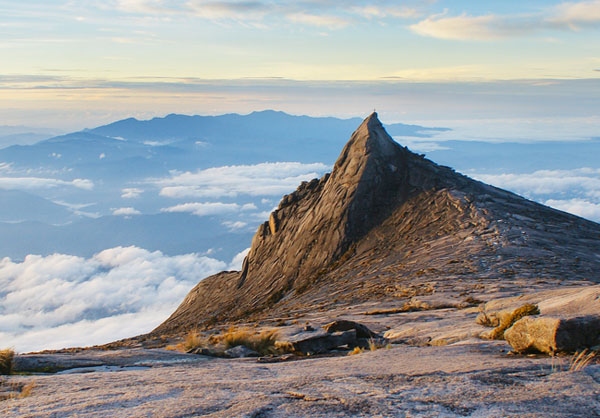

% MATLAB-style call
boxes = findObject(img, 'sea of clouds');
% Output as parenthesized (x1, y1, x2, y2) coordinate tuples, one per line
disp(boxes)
(473, 168, 600, 222)
(0, 246, 248, 352)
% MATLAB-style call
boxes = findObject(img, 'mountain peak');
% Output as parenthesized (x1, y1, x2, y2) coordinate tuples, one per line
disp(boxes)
(154, 114, 600, 335)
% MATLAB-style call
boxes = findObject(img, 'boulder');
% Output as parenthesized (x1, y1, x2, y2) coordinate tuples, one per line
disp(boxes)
(287, 330, 357, 354)
(224, 345, 260, 358)
(188, 347, 228, 358)
(323, 320, 380, 339)
(13, 355, 103, 373)
(504, 315, 600, 354)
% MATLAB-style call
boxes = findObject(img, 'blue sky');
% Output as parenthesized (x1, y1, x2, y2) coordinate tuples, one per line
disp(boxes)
(1, 0, 599, 130)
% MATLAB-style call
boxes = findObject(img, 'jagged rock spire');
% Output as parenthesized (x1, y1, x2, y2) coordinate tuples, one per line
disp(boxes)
(152, 112, 600, 335)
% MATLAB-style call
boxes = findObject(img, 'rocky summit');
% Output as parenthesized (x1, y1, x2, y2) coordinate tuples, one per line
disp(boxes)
(154, 113, 600, 336)
(6, 113, 600, 418)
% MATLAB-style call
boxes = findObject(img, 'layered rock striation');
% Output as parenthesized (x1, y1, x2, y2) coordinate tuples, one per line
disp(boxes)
(154, 113, 600, 335)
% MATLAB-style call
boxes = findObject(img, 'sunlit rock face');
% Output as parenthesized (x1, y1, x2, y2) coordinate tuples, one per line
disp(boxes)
(155, 113, 600, 336)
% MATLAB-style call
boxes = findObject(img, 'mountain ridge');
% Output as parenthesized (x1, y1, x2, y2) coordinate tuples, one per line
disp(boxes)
(153, 113, 600, 336)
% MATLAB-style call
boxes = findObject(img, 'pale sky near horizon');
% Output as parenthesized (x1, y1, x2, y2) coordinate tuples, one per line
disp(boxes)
(1, 0, 600, 131)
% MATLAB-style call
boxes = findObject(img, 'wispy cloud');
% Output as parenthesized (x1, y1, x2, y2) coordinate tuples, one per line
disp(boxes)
(353, 6, 420, 19)
(286, 12, 350, 29)
(0, 177, 93, 190)
(545, 198, 600, 221)
(474, 168, 600, 196)
(112, 207, 141, 216)
(409, 12, 539, 41)
(186, 0, 270, 21)
(473, 167, 600, 222)
(155, 162, 328, 198)
(0, 246, 227, 352)
(160, 201, 256, 216)
(410, 1, 600, 41)
(95, 0, 425, 28)
(228, 247, 250, 270)
(121, 187, 143, 198)
(550, 0, 600, 29)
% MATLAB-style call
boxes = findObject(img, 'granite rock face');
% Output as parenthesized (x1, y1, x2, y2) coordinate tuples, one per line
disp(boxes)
(504, 315, 600, 354)
(323, 320, 380, 339)
(154, 113, 600, 336)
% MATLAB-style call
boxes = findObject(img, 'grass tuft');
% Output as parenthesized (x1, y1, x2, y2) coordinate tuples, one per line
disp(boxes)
(489, 303, 539, 340)
(348, 347, 364, 356)
(0, 349, 14, 375)
(0, 380, 35, 401)
(221, 327, 279, 356)
(568, 349, 596, 372)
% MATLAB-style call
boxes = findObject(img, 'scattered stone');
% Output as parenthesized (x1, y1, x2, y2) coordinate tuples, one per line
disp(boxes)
(323, 320, 380, 339)
(224, 345, 260, 358)
(188, 347, 229, 358)
(303, 325, 315, 332)
(287, 330, 357, 354)
(256, 354, 299, 363)
(356, 337, 389, 349)
(504, 315, 600, 354)
(13, 356, 103, 373)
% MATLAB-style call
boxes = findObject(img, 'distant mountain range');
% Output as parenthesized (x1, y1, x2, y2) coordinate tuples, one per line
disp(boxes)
(0, 110, 598, 262)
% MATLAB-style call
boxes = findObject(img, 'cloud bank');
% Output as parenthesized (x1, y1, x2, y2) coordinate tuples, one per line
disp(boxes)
(160, 202, 256, 216)
(473, 167, 600, 222)
(410, 1, 600, 41)
(156, 162, 328, 198)
(0, 246, 227, 352)
(0, 177, 94, 191)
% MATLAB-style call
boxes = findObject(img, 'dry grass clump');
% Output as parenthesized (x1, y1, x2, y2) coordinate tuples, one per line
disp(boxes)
(220, 327, 279, 356)
(167, 329, 212, 352)
(0, 349, 14, 375)
(0, 380, 35, 401)
(568, 349, 596, 372)
(489, 304, 540, 340)
(182, 330, 208, 351)
(348, 347, 364, 356)
(348, 339, 391, 356)
(550, 349, 597, 373)
(176, 327, 282, 356)
(368, 339, 391, 351)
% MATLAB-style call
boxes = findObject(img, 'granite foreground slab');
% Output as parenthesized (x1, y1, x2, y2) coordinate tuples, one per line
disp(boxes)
(2, 340, 599, 417)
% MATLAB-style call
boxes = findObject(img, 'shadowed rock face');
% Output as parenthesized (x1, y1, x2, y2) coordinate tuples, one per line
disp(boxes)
(154, 113, 600, 336)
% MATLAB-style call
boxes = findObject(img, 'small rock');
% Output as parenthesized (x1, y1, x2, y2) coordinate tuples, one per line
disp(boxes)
(505, 315, 600, 354)
(257, 354, 298, 363)
(224, 345, 260, 358)
(287, 330, 358, 354)
(323, 320, 380, 339)
(191, 347, 229, 358)
(304, 325, 315, 332)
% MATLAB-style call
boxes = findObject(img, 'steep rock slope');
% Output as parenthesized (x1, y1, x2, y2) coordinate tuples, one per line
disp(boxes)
(154, 113, 600, 335)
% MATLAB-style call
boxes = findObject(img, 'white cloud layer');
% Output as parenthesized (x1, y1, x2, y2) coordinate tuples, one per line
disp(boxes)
(473, 168, 600, 197)
(545, 198, 600, 221)
(410, 13, 532, 41)
(0, 177, 94, 191)
(473, 167, 600, 222)
(121, 187, 143, 198)
(112, 207, 141, 216)
(104, 0, 424, 28)
(228, 247, 250, 271)
(155, 162, 328, 198)
(160, 201, 255, 216)
(0, 246, 226, 352)
(410, 1, 600, 41)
